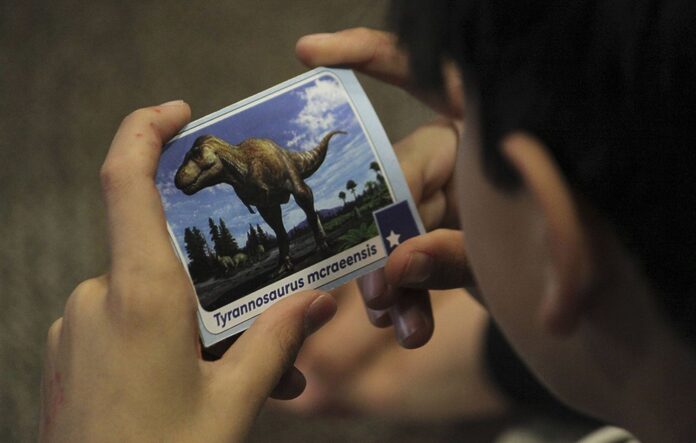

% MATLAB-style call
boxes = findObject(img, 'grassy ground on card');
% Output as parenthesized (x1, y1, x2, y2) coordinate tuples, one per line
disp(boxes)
(197, 185, 391, 310)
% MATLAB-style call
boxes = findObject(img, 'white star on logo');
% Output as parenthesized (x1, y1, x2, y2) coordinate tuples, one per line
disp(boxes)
(386, 230, 401, 249)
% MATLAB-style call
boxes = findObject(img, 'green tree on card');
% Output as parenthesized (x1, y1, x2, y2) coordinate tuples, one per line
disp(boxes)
(218, 218, 240, 257)
(346, 179, 357, 200)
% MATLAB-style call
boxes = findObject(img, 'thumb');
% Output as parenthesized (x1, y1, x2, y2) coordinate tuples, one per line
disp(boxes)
(214, 291, 337, 409)
(384, 229, 475, 290)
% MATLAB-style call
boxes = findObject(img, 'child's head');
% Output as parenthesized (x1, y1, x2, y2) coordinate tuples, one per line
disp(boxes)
(391, 0, 696, 433)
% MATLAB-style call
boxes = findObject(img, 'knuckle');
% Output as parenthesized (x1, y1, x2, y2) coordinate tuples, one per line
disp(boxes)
(99, 158, 134, 197)
(110, 292, 152, 322)
(110, 280, 155, 312)
(347, 27, 393, 54)
(118, 107, 162, 141)
(367, 29, 396, 57)
(351, 26, 380, 41)
(109, 274, 195, 324)
(108, 288, 161, 327)
(116, 109, 144, 135)
(64, 278, 105, 320)
(71, 277, 106, 298)
(115, 260, 190, 295)
(46, 318, 63, 344)
(122, 107, 153, 127)
(352, 26, 372, 36)
(99, 162, 119, 194)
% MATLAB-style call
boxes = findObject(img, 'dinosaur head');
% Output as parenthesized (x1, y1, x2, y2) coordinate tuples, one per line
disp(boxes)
(174, 135, 227, 195)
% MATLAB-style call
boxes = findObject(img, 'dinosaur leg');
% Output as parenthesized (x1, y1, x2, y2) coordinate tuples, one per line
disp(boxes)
(256, 204, 293, 274)
(293, 182, 329, 253)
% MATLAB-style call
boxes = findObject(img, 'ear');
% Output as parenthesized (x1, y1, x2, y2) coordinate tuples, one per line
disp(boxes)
(502, 133, 595, 336)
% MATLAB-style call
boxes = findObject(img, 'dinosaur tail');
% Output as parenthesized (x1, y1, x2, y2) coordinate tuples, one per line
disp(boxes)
(290, 130, 346, 179)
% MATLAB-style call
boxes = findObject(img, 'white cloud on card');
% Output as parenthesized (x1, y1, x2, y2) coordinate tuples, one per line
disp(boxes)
(291, 77, 349, 149)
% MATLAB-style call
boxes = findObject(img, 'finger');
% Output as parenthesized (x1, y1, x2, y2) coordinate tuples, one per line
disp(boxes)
(330, 280, 392, 326)
(281, 286, 393, 415)
(296, 28, 410, 89)
(337, 290, 503, 420)
(384, 229, 475, 290)
(366, 306, 392, 328)
(396, 120, 458, 204)
(280, 290, 468, 416)
(357, 270, 394, 310)
(358, 277, 403, 327)
(217, 291, 337, 409)
(41, 318, 64, 399)
(39, 318, 64, 436)
(100, 101, 191, 276)
(62, 276, 109, 331)
(358, 274, 424, 327)
(269, 375, 333, 416)
(270, 366, 307, 400)
(394, 120, 459, 229)
(45, 317, 63, 364)
(389, 287, 433, 349)
(296, 28, 463, 116)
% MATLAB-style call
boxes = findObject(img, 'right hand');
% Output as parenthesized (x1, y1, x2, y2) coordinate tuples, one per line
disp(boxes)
(275, 282, 509, 420)
(297, 28, 476, 348)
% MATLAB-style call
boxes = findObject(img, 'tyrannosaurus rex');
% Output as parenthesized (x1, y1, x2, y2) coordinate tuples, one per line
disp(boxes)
(174, 130, 346, 274)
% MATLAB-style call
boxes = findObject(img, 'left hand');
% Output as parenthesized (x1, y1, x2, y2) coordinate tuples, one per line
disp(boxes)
(39, 101, 337, 443)
(274, 282, 508, 421)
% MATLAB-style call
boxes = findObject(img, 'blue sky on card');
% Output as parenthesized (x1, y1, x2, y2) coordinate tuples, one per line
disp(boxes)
(156, 74, 383, 253)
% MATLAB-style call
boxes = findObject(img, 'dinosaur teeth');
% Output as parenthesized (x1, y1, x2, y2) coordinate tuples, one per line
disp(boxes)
(181, 174, 204, 195)
(181, 180, 198, 195)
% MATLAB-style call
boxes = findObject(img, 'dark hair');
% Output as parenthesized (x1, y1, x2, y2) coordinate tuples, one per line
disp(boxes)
(390, 0, 696, 350)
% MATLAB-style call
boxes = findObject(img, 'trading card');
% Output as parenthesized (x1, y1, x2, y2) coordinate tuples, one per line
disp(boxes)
(156, 67, 424, 349)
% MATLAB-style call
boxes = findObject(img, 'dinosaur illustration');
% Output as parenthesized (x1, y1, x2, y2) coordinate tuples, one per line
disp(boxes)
(175, 130, 346, 274)
(217, 253, 249, 274)
(217, 256, 236, 275)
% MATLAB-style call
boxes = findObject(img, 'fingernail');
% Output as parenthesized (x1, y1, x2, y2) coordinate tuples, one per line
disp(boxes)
(390, 290, 432, 349)
(358, 272, 391, 309)
(304, 293, 337, 336)
(401, 252, 433, 285)
(300, 33, 334, 43)
(366, 306, 392, 328)
(391, 304, 423, 348)
(158, 99, 185, 107)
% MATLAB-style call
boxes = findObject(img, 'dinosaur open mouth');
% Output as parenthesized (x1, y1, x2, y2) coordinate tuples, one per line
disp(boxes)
(180, 176, 202, 195)
(183, 184, 198, 195)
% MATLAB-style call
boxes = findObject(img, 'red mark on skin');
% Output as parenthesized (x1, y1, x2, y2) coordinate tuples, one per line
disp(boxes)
(153, 107, 162, 113)
(43, 371, 65, 430)
(135, 132, 143, 138)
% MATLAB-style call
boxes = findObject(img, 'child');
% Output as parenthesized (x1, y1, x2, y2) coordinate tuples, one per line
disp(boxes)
(41, 1, 696, 442)
(294, 1, 696, 440)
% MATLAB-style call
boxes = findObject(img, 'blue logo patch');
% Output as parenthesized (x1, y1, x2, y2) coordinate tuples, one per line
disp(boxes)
(373, 200, 421, 254)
